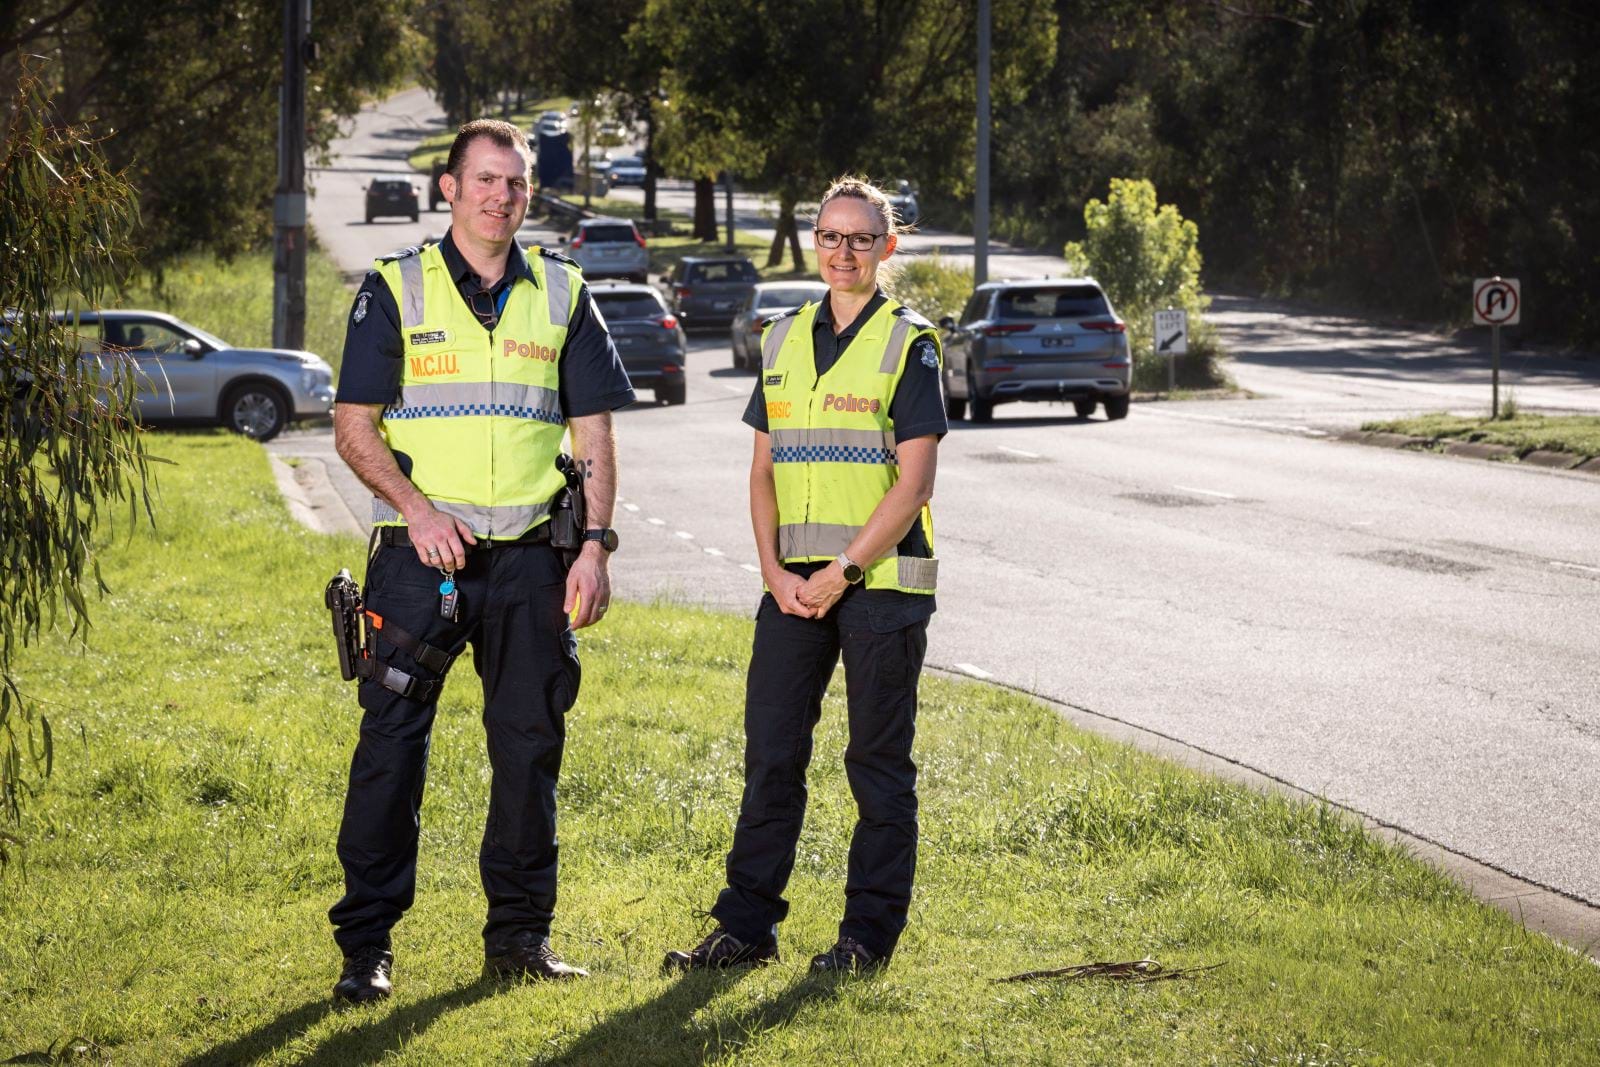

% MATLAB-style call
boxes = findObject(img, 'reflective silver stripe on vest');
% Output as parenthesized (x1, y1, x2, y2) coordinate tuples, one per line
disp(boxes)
(372, 497, 552, 539)
(769, 427, 897, 465)
(545, 261, 573, 327)
(897, 556, 938, 592)
(880, 318, 912, 373)
(385, 381, 563, 424)
(397, 254, 425, 328)
(778, 521, 857, 559)
(762, 314, 798, 369)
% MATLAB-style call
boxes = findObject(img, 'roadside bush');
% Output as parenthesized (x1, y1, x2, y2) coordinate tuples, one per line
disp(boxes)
(886, 254, 972, 326)
(1065, 177, 1228, 390)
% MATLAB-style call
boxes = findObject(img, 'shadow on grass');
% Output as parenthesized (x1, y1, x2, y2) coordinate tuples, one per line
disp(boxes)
(179, 981, 494, 1067)
(540, 970, 843, 1067)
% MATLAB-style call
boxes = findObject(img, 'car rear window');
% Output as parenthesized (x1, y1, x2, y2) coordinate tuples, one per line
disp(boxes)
(758, 287, 824, 308)
(687, 261, 757, 283)
(612, 157, 644, 168)
(997, 286, 1109, 319)
(372, 180, 411, 193)
(581, 224, 638, 244)
(593, 292, 666, 319)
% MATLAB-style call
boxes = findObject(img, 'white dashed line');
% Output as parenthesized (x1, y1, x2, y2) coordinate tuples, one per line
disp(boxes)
(1173, 484, 1237, 500)
(647, 517, 665, 526)
(997, 445, 1040, 459)
(740, 563, 761, 573)
(954, 663, 993, 680)
(1552, 561, 1600, 575)
(622, 502, 640, 513)
(675, 530, 695, 540)
(704, 547, 725, 556)
(723, 383, 745, 393)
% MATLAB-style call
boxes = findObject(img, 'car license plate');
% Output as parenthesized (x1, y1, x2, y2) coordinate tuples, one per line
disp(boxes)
(1041, 336, 1076, 348)
(616, 336, 636, 346)
(713, 300, 734, 310)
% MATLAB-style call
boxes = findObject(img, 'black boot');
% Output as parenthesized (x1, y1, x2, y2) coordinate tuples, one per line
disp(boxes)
(662, 926, 779, 973)
(483, 932, 589, 981)
(333, 945, 394, 1003)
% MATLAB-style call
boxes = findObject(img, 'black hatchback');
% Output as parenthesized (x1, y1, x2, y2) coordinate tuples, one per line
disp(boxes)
(365, 177, 419, 223)
(591, 283, 688, 405)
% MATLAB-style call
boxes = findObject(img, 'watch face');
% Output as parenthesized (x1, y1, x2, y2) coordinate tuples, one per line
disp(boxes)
(586, 528, 619, 551)
(843, 562, 864, 583)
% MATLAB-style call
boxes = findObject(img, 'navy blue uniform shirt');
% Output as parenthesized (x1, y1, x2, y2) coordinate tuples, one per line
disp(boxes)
(337, 230, 636, 416)
(742, 289, 945, 628)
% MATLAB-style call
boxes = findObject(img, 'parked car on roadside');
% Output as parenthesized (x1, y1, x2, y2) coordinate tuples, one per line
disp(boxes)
(536, 110, 568, 138)
(49, 309, 335, 441)
(607, 155, 647, 186)
(564, 216, 649, 282)
(664, 255, 760, 330)
(365, 177, 419, 223)
(589, 283, 686, 405)
(886, 179, 919, 225)
(729, 281, 828, 369)
(940, 279, 1131, 422)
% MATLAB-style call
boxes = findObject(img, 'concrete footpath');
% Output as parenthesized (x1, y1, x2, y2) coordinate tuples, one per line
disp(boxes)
(268, 426, 1600, 963)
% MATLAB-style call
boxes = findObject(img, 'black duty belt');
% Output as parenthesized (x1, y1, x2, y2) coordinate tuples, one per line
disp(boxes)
(377, 524, 552, 551)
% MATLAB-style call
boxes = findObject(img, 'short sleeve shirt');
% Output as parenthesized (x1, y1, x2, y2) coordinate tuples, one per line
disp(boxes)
(741, 290, 945, 628)
(336, 230, 635, 417)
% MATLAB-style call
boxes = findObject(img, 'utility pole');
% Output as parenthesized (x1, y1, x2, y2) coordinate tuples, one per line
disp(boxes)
(974, 0, 991, 286)
(273, 0, 310, 351)
(724, 172, 735, 251)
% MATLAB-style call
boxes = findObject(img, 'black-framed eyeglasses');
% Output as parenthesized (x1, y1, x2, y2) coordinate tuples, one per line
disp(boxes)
(814, 228, 886, 252)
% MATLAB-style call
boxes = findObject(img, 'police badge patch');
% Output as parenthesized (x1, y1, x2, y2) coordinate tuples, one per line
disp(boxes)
(353, 291, 371, 325)
(916, 339, 938, 369)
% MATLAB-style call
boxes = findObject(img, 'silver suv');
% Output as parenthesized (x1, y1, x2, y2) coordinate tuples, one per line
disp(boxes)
(564, 217, 649, 283)
(53, 309, 335, 441)
(940, 279, 1132, 422)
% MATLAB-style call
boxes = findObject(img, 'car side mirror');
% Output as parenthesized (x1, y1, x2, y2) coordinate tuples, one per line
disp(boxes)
(183, 338, 205, 359)
(938, 316, 956, 331)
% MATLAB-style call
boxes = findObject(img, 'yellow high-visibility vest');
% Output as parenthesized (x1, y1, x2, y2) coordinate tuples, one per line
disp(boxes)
(759, 298, 940, 593)
(371, 242, 581, 539)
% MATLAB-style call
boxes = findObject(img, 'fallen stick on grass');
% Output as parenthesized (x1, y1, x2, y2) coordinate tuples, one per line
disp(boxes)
(993, 958, 1225, 984)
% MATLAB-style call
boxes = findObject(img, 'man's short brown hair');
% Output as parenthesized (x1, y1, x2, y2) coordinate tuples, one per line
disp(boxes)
(445, 119, 532, 182)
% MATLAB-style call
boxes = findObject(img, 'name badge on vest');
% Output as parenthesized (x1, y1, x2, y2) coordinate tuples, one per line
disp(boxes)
(764, 371, 786, 389)
(408, 328, 450, 347)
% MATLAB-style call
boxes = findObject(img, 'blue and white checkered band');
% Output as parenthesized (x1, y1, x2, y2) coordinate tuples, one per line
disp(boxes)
(353, 291, 371, 324)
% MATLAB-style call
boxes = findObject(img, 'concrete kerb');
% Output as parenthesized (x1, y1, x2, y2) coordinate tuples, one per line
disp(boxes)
(1336, 430, 1600, 476)
(928, 664, 1600, 964)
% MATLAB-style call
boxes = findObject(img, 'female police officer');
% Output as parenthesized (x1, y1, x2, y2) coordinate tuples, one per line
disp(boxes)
(665, 177, 946, 975)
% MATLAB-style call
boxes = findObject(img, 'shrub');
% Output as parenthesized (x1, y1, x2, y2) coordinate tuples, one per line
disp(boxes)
(885, 254, 972, 327)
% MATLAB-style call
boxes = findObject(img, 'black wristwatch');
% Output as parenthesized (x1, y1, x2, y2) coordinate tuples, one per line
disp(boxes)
(836, 552, 864, 584)
(583, 528, 619, 552)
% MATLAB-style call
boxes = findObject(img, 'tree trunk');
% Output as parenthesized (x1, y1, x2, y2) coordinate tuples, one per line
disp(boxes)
(692, 176, 718, 241)
(642, 101, 657, 224)
(767, 191, 805, 272)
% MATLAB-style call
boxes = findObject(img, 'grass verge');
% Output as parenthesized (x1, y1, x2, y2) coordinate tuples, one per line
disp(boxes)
(547, 195, 810, 283)
(1362, 413, 1600, 460)
(3, 434, 1599, 1064)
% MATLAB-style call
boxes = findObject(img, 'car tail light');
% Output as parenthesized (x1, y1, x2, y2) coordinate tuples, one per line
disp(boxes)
(634, 231, 647, 248)
(660, 315, 678, 330)
(981, 323, 1033, 337)
(662, 363, 681, 373)
(1080, 320, 1125, 333)
(676, 287, 692, 299)
(984, 363, 1016, 373)
(1102, 361, 1130, 368)
(570, 235, 585, 249)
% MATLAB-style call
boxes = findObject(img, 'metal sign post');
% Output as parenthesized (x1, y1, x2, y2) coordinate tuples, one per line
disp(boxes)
(1153, 308, 1188, 393)
(1472, 277, 1521, 418)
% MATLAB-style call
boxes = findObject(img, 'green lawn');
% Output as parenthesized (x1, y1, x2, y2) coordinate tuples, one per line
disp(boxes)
(3, 434, 1599, 1064)
(1363, 413, 1600, 460)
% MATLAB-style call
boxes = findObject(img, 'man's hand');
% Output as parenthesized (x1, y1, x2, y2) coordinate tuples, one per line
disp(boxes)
(767, 568, 816, 618)
(796, 563, 849, 618)
(404, 503, 478, 571)
(564, 542, 611, 628)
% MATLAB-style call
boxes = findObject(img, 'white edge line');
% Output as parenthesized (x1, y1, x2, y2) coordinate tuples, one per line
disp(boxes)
(646, 517, 666, 526)
(954, 662, 993, 680)
(997, 445, 1041, 459)
(1172, 484, 1238, 500)
(704, 547, 724, 556)
(740, 563, 760, 573)
(622, 502, 640, 512)
(674, 530, 695, 540)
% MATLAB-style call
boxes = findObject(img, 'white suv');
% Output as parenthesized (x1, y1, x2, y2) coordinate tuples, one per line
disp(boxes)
(564, 217, 649, 283)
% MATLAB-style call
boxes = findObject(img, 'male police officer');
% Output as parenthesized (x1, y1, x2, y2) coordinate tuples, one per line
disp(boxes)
(328, 119, 634, 1002)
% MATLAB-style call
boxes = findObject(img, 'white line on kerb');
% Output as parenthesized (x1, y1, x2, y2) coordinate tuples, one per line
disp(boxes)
(622, 502, 640, 513)
(647, 517, 666, 526)
(1552, 561, 1600, 575)
(1173, 484, 1237, 500)
(740, 563, 760, 573)
(954, 663, 993, 680)
(704, 547, 725, 556)
(997, 445, 1040, 459)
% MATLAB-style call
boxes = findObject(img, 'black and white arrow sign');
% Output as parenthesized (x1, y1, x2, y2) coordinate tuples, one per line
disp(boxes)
(1153, 309, 1188, 355)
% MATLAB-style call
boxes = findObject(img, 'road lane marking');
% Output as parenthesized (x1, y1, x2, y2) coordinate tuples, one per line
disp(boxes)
(723, 383, 745, 393)
(1552, 561, 1600, 575)
(954, 663, 993, 680)
(740, 563, 760, 573)
(704, 547, 725, 556)
(998, 445, 1040, 459)
(622, 503, 640, 512)
(675, 530, 695, 540)
(1150, 410, 1331, 437)
(647, 517, 665, 526)
(1173, 484, 1237, 500)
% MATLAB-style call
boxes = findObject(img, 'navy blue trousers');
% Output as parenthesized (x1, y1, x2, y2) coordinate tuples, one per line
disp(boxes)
(329, 541, 579, 955)
(711, 591, 928, 958)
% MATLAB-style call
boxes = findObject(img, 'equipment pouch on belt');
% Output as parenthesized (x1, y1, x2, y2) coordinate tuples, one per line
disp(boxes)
(549, 452, 587, 570)
(323, 567, 454, 703)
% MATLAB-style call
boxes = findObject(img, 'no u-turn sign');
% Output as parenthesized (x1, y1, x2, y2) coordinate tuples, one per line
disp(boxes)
(1473, 277, 1521, 326)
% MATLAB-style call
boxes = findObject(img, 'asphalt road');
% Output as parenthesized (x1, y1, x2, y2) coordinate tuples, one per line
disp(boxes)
(296, 88, 1600, 913)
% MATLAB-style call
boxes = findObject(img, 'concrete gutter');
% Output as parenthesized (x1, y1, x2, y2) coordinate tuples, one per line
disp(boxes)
(929, 667, 1600, 964)
(1336, 429, 1599, 476)
(268, 453, 365, 538)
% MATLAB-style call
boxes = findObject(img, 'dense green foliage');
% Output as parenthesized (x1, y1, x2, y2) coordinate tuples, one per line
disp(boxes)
(884, 256, 974, 327)
(1362, 414, 1600, 460)
(0, 63, 149, 858)
(3, 433, 1600, 1062)
(2, 1, 415, 266)
(983, 1, 1600, 344)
